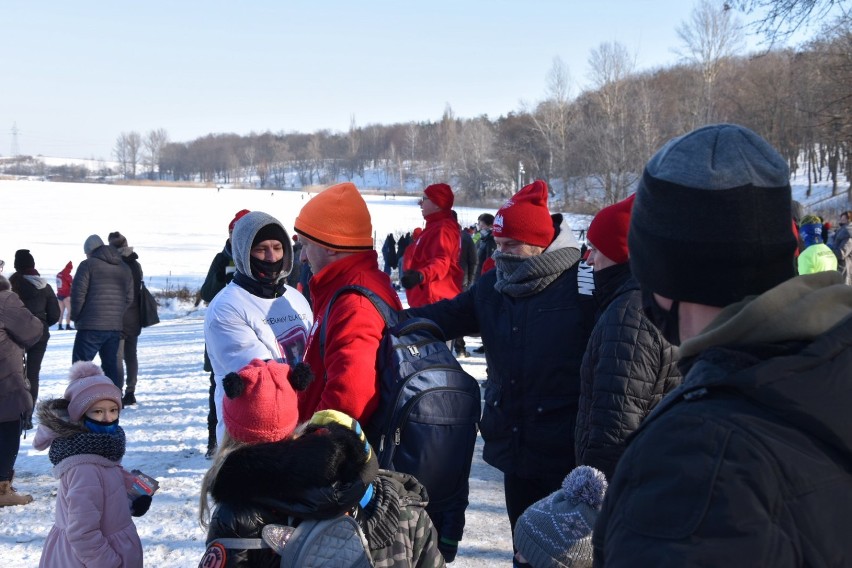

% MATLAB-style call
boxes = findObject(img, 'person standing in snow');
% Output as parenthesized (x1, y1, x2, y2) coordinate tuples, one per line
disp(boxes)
(400, 183, 462, 307)
(71, 234, 134, 390)
(55, 261, 73, 330)
(204, 211, 313, 444)
(293, 182, 403, 427)
(0, 272, 43, 507)
(573, 196, 681, 480)
(404, 180, 596, 556)
(9, 249, 60, 430)
(34, 362, 151, 567)
(594, 124, 852, 566)
(831, 210, 852, 284)
(108, 232, 144, 407)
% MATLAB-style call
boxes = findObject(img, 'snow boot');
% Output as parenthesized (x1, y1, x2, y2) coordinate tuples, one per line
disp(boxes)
(122, 392, 136, 406)
(0, 474, 33, 507)
(57, 324, 64, 330)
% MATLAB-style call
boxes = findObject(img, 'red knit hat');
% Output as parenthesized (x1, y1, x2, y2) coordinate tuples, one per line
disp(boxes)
(424, 183, 454, 210)
(587, 194, 636, 265)
(294, 182, 374, 251)
(229, 209, 251, 232)
(222, 359, 314, 444)
(493, 180, 555, 248)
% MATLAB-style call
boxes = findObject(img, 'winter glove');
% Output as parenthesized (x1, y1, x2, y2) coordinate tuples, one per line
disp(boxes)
(438, 537, 459, 563)
(130, 494, 152, 517)
(400, 270, 424, 290)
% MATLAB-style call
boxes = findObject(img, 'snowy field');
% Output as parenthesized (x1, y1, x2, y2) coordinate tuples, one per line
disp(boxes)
(1, 179, 590, 567)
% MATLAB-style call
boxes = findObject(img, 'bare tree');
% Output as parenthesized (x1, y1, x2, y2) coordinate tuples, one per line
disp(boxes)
(730, 0, 849, 44)
(677, 0, 745, 122)
(583, 41, 642, 204)
(143, 128, 169, 180)
(527, 57, 575, 186)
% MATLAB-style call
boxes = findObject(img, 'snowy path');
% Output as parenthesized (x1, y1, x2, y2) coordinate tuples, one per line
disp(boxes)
(0, 310, 513, 567)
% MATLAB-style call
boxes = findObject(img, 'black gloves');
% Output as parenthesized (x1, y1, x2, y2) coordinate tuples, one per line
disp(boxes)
(131, 495, 152, 517)
(400, 270, 424, 290)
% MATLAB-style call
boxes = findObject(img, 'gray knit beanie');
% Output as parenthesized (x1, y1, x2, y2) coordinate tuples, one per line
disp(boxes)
(628, 123, 797, 307)
(514, 466, 607, 568)
(83, 234, 104, 255)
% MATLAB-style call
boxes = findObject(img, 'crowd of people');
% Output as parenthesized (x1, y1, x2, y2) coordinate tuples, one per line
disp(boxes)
(1, 122, 851, 566)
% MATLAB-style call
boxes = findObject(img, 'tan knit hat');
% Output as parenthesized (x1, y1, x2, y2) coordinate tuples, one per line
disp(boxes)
(294, 183, 374, 251)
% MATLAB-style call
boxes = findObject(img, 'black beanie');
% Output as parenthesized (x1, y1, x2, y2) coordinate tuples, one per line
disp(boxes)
(628, 124, 797, 308)
(14, 249, 35, 271)
(252, 223, 288, 248)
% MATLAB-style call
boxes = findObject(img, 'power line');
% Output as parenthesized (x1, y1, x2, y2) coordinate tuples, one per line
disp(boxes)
(10, 122, 20, 157)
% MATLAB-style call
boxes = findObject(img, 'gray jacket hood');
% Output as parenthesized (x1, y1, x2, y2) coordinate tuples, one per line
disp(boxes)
(231, 211, 293, 283)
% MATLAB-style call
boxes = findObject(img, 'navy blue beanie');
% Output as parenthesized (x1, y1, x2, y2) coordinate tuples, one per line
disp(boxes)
(628, 124, 797, 307)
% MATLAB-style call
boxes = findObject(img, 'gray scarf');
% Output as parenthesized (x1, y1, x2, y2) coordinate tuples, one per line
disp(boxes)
(494, 247, 580, 297)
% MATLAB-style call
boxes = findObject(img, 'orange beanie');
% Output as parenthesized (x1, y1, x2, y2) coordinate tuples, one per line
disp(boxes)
(294, 182, 374, 251)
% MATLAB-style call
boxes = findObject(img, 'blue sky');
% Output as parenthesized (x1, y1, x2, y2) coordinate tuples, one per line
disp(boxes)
(2, 1, 779, 160)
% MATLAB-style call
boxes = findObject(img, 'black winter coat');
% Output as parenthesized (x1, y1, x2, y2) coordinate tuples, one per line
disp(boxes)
(200, 240, 236, 304)
(71, 245, 133, 331)
(119, 251, 143, 338)
(459, 231, 477, 289)
(9, 273, 60, 341)
(407, 264, 595, 478)
(574, 271, 680, 480)
(474, 231, 496, 282)
(594, 311, 852, 566)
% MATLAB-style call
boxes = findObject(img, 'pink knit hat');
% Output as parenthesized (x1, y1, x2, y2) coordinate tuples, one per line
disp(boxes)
(64, 361, 122, 422)
(222, 359, 314, 444)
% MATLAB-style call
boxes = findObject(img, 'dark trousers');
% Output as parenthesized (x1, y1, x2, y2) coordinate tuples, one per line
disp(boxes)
(0, 420, 22, 481)
(207, 371, 217, 449)
(72, 329, 122, 390)
(117, 334, 139, 395)
(25, 336, 49, 416)
(504, 471, 567, 536)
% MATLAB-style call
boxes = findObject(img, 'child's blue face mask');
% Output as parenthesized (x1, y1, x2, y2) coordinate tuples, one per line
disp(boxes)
(84, 416, 120, 434)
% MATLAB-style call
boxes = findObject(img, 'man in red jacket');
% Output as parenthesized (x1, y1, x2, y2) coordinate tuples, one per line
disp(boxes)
(294, 182, 403, 425)
(400, 183, 462, 307)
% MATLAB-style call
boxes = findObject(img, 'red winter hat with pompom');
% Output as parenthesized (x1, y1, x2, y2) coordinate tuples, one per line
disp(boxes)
(587, 194, 636, 265)
(65, 361, 123, 422)
(222, 359, 314, 444)
(493, 180, 555, 248)
(229, 209, 251, 232)
(424, 183, 454, 210)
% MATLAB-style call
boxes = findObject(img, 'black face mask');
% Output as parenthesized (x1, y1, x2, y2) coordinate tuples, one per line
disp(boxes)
(250, 256, 284, 284)
(643, 291, 681, 346)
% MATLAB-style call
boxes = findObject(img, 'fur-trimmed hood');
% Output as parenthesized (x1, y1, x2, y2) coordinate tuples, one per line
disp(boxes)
(211, 423, 377, 519)
(33, 398, 87, 451)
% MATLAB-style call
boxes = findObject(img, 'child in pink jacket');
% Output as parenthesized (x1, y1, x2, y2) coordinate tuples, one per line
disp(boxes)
(33, 362, 151, 567)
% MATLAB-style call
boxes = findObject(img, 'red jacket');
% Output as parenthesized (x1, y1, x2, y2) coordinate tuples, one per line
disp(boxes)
(56, 262, 73, 297)
(298, 251, 403, 424)
(405, 210, 462, 307)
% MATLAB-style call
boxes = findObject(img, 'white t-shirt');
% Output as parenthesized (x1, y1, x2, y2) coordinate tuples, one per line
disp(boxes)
(204, 281, 313, 441)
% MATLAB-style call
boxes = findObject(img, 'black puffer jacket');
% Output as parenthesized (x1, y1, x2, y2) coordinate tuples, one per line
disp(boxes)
(594, 273, 852, 566)
(9, 272, 60, 339)
(117, 250, 143, 338)
(71, 245, 133, 331)
(407, 238, 596, 478)
(574, 270, 680, 479)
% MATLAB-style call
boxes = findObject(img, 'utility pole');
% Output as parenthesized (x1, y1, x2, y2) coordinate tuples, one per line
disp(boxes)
(517, 160, 525, 191)
(10, 122, 20, 157)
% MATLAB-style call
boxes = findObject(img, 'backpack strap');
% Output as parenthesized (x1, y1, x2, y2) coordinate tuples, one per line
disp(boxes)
(206, 537, 268, 549)
(318, 285, 398, 360)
